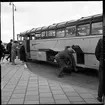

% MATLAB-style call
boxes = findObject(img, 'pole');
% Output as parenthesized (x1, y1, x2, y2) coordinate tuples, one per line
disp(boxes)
(12, 4, 15, 41)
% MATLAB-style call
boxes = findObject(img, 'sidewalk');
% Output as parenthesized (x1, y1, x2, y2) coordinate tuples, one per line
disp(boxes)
(1, 58, 102, 104)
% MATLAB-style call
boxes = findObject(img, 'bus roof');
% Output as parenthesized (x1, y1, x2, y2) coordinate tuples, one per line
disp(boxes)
(48, 24, 57, 30)
(56, 21, 67, 29)
(35, 27, 42, 33)
(19, 13, 102, 36)
(41, 26, 48, 31)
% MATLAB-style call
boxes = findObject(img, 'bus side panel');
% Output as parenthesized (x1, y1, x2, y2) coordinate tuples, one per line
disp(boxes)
(54, 36, 101, 69)
(30, 50, 47, 61)
(30, 39, 57, 61)
(85, 54, 99, 70)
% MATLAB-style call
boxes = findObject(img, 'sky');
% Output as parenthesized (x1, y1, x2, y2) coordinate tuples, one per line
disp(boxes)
(1, 1, 103, 43)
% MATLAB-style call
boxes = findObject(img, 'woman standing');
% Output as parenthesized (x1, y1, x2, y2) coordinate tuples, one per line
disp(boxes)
(11, 41, 18, 65)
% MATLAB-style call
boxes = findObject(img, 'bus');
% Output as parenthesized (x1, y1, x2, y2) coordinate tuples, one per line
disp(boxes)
(18, 14, 103, 70)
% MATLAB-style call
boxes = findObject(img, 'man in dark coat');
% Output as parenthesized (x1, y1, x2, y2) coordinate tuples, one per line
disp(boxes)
(55, 46, 77, 77)
(19, 42, 27, 64)
(0, 40, 6, 62)
(6, 39, 13, 62)
(95, 38, 104, 102)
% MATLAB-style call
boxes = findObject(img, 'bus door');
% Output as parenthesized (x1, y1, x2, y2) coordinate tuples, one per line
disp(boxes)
(72, 45, 84, 64)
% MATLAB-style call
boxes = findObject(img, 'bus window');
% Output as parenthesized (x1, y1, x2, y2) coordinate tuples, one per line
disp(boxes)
(21, 37, 24, 40)
(48, 30, 55, 38)
(35, 33, 41, 39)
(42, 31, 46, 38)
(65, 26, 76, 37)
(91, 22, 103, 35)
(77, 24, 90, 36)
(56, 28, 65, 38)
(32, 36, 35, 40)
(27, 37, 29, 40)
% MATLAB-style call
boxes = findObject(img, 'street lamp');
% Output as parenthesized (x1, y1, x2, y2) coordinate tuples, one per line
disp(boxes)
(9, 2, 16, 41)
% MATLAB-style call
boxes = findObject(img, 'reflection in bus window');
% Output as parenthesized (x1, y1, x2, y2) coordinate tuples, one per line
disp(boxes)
(66, 26, 76, 37)
(27, 37, 29, 40)
(49, 30, 55, 36)
(22, 37, 23, 40)
(35, 33, 41, 39)
(77, 24, 90, 36)
(46, 30, 55, 38)
(32, 36, 35, 40)
(91, 22, 103, 35)
(42, 31, 46, 38)
(56, 29, 65, 37)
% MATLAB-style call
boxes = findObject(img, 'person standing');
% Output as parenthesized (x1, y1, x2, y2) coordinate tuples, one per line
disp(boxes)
(95, 38, 103, 102)
(6, 39, 13, 62)
(11, 41, 18, 65)
(19, 42, 27, 65)
(55, 46, 77, 77)
(0, 40, 6, 64)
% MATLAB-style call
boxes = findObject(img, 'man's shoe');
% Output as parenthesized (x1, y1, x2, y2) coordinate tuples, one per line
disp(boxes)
(97, 97, 102, 102)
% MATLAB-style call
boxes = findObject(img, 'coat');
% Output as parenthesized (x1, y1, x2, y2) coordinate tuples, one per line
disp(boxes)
(11, 43, 17, 60)
(7, 42, 12, 53)
(95, 38, 103, 67)
(0, 44, 5, 60)
(19, 45, 26, 62)
(55, 49, 74, 68)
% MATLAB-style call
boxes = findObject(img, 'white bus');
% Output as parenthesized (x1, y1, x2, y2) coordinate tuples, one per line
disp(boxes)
(18, 14, 103, 70)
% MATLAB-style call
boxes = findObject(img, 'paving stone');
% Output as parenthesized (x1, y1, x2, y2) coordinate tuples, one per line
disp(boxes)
(63, 88, 75, 92)
(55, 99, 70, 104)
(53, 94, 68, 99)
(39, 93, 53, 97)
(71, 101, 86, 104)
(65, 92, 80, 97)
(1, 101, 8, 104)
(13, 89, 26, 94)
(39, 89, 51, 92)
(2, 96, 10, 102)
(11, 94, 25, 98)
(2, 91, 13, 96)
(4, 85, 16, 89)
(68, 96, 84, 102)
(8, 98, 24, 104)
(25, 95, 39, 101)
(27, 87, 38, 91)
(79, 93, 95, 98)
(2, 88, 14, 92)
(24, 101, 39, 104)
(84, 98, 101, 104)
(15, 86, 27, 89)
(26, 91, 39, 95)
(39, 85, 49, 88)
(27, 84, 38, 88)
(74, 87, 89, 93)
(52, 90, 65, 95)
(40, 97, 54, 103)
(28, 81, 38, 83)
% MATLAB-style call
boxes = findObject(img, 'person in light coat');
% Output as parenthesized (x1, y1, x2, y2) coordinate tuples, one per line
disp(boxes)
(11, 41, 18, 65)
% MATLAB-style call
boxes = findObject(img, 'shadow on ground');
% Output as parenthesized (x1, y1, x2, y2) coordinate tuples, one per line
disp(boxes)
(26, 60, 98, 92)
